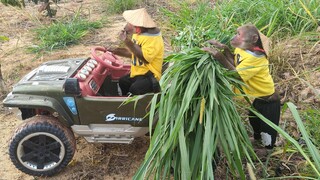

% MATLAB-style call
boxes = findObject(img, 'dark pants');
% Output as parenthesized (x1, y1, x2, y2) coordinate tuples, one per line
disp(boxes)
(119, 74, 154, 95)
(249, 98, 281, 149)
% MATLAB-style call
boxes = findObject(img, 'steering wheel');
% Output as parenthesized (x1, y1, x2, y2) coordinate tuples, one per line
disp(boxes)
(91, 46, 124, 70)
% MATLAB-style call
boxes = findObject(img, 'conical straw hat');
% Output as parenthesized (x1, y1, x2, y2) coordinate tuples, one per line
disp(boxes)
(123, 8, 156, 28)
(259, 32, 271, 56)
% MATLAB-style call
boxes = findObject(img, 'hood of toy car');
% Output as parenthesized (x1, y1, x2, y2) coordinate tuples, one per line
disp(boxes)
(20, 58, 85, 82)
(8, 58, 86, 96)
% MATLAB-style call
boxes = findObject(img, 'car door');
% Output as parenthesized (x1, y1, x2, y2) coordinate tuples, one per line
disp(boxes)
(75, 94, 155, 127)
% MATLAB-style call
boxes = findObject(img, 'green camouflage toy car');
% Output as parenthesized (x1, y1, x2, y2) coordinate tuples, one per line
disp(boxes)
(3, 47, 156, 176)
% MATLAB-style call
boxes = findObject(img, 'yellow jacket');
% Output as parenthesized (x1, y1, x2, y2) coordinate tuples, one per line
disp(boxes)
(130, 32, 164, 81)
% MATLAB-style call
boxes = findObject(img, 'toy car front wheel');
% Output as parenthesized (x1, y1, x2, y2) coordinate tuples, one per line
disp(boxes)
(8, 116, 76, 176)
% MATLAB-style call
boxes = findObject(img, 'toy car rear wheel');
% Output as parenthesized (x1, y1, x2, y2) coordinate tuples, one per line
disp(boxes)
(8, 115, 76, 177)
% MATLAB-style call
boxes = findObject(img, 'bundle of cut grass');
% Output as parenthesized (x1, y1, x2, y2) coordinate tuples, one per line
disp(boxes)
(134, 48, 256, 179)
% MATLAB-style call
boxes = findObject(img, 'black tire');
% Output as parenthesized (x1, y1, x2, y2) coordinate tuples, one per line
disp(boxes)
(8, 115, 76, 177)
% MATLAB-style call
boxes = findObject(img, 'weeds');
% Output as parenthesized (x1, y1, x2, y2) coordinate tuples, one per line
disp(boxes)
(30, 14, 102, 53)
(1, 0, 24, 8)
(103, 0, 142, 14)
(0, 35, 9, 42)
(303, 107, 320, 147)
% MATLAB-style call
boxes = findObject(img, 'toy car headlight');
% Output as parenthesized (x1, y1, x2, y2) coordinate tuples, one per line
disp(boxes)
(63, 97, 78, 115)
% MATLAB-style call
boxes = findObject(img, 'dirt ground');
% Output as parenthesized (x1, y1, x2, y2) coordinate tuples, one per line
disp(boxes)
(0, 1, 151, 179)
(0, 0, 319, 179)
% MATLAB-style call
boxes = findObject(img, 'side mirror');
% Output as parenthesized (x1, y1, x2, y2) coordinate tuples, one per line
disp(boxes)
(64, 78, 81, 96)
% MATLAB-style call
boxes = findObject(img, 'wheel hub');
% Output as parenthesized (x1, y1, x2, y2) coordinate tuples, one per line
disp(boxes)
(17, 132, 65, 171)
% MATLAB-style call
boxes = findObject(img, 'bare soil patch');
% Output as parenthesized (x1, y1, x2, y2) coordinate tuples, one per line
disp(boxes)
(0, 1, 147, 179)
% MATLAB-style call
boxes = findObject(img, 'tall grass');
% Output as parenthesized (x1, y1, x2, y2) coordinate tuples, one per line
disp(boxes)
(30, 14, 102, 53)
(219, 0, 319, 37)
(161, 0, 320, 51)
(160, 2, 234, 51)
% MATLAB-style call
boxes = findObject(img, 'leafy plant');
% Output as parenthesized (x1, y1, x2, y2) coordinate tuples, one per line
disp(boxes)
(30, 14, 102, 53)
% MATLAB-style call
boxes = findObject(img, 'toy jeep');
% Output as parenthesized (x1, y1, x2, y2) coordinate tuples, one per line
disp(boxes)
(3, 47, 157, 176)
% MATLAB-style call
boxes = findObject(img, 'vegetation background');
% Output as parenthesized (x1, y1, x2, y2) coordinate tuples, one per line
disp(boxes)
(0, 0, 319, 179)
